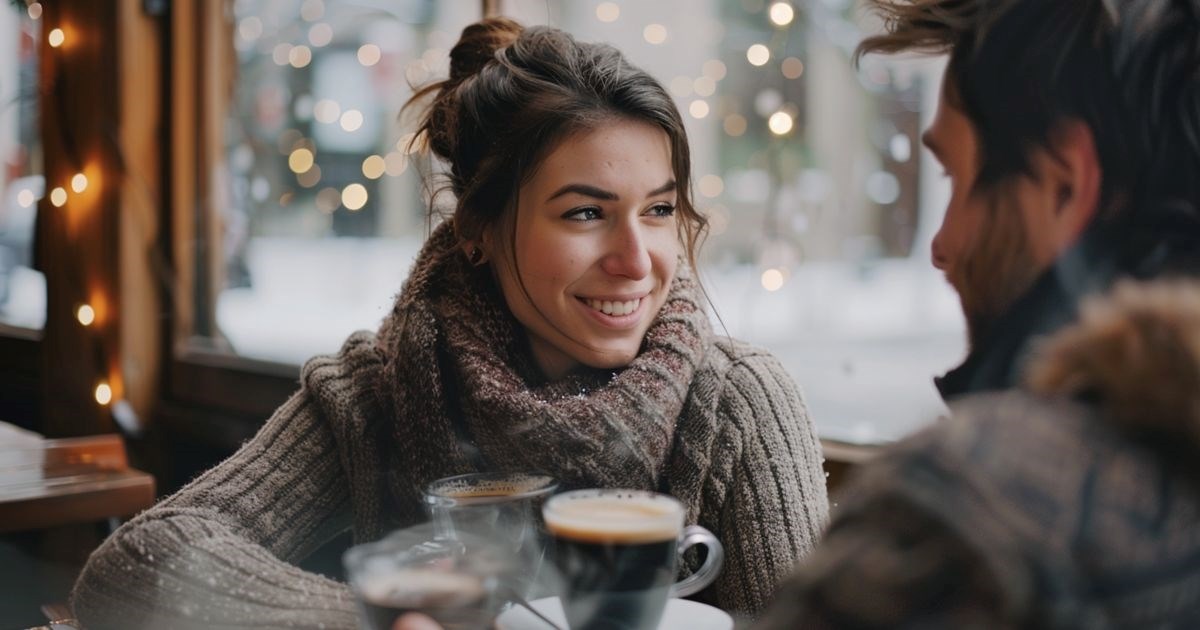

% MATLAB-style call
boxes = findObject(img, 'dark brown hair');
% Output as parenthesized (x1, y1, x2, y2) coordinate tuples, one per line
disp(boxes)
(857, 0, 1200, 268)
(405, 17, 707, 271)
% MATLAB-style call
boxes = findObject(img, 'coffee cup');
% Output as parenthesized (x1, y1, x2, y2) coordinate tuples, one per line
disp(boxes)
(542, 489, 724, 630)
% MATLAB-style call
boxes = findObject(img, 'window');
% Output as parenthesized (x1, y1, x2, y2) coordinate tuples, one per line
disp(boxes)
(182, 0, 965, 446)
(0, 3, 45, 331)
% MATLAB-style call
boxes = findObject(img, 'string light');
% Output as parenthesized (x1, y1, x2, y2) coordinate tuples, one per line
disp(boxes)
(288, 148, 315, 173)
(48, 28, 65, 48)
(238, 16, 263, 42)
(761, 269, 785, 291)
(94, 382, 113, 406)
(383, 152, 408, 176)
(643, 24, 667, 45)
(341, 183, 368, 211)
(723, 114, 748, 137)
(16, 189, 35, 208)
(693, 76, 716, 97)
(289, 45, 313, 68)
(314, 99, 341, 124)
(71, 173, 88, 193)
(698, 174, 724, 198)
(689, 100, 710, 119)
(362, 155, 386, 179)
(357, 44, 381, 67)
(596, 2, 620, 22)
(27, 2, 42, 20)
(768, 2, 795, 26)
(782, 57, 805, 79)
(50, 186, 67, 207)
(76, 304, 96, 326)
(747, 44, 770, 66)
(768, 110, 794, 135)
(308, 23, 333, 48)
(339, 109, 363, 132)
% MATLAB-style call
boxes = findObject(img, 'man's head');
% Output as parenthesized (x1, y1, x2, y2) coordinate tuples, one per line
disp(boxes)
(858, 0, 1200, 346)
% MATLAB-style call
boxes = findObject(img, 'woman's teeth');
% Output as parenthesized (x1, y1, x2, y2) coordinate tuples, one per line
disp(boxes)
(585, 298, 641, 316)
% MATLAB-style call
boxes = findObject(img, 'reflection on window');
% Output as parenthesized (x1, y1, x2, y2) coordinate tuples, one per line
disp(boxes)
(0, 3, 46, 330)
(209, 0, 965, 444)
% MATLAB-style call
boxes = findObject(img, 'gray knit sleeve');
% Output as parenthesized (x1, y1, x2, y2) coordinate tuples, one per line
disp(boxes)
(70, 354, 366, 629)
(709, 351, 830, 617)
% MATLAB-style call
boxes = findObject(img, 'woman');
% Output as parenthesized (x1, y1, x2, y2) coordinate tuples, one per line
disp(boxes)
(71, 17, 828, 628)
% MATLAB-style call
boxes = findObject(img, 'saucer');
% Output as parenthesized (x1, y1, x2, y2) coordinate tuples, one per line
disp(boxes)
(495, 596, 733, 630)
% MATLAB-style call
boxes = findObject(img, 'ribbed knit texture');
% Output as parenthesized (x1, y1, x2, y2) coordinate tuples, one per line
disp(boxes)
(71, 223, 828, 628)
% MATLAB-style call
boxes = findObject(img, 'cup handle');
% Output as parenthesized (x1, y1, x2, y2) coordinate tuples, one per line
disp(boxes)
(670, 525, 724, 598)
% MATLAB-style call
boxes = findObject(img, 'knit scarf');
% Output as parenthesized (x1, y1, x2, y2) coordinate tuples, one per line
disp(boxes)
(374, 221, 712, 526)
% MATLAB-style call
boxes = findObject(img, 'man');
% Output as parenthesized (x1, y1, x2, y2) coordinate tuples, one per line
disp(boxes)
(756, 0, 1200, 627)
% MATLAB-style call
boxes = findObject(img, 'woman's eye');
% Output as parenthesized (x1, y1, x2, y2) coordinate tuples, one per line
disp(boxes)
(646, 203, 676, 218)
(563, 206, 602, 221)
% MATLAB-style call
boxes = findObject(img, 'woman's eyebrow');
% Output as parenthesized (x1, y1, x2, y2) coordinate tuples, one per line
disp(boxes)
(545, 180, 676, 202)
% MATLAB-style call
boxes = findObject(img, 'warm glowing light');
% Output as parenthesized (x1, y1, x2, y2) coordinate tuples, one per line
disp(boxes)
(314, 99, 341, 123)
(397, 132, 418, 154)
(272, 43, 292, 66)
(340, 109, 364, 132)
(384, 152, 408, 176)
(362, 155, 386, 179)
(693, 76, 716, 97)
(768, 2, 795, 26)
(782, 57, 805, 79)
(357, 44, 382, 67)
(289, 45, 313, 68)
(288, 148, 315, 173)
(94, 382, 113, 405)
(747, 44, 770, 66)
(16, 189, 35, 208)
(702, 59, 727, 80)
(698, 174, 724, 198)
(309, 23, 333, 47)
(643, 24, 667, 45)
(76, 304, 96, 326)
(48, 28, 65, 48)
(297, 165, 321, 188)
(723, 114, 748, 137)
(300, 0, 324, 22)
(761, 268, 785, 291)
(238, 16, 263, 42)
(71, 173, 88, 193)
(27, 2, 42, 20)
(596, 2, 620, 22)
(316, 187, 341, 213)
(689, 100, 710, 119)
(50, 187, 67, 207)
(768, 110, 794, 135)
(342, 184, 368, 211)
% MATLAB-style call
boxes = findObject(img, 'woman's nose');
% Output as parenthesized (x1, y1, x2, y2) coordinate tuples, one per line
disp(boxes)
(601, 222, 651, 280)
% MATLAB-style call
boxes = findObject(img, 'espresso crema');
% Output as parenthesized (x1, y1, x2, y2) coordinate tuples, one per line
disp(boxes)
(543, 492, 683, 545)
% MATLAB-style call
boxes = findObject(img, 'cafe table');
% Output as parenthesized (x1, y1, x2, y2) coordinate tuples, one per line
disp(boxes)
(0, 421, 155, 533)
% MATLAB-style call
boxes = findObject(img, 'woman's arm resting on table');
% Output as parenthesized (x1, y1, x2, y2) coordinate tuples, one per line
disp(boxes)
(70, 346, 375, 629)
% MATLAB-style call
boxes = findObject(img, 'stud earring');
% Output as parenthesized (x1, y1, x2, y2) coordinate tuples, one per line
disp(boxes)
(468, 246, 485, 265)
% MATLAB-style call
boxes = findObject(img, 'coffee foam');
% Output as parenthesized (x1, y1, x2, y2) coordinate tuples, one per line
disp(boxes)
(430, 474, 555, 502)
(544, 494, 683, 544)
(358, 568, 485, 607)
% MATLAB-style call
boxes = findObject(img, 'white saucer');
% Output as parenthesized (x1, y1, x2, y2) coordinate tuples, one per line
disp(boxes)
(495, 596, 733, 630)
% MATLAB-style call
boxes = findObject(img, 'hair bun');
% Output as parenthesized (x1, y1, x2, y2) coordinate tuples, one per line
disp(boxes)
(448, 17, 524, 83)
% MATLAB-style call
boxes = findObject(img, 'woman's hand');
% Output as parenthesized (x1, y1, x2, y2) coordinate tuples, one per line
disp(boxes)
(392, 613, 443, 630)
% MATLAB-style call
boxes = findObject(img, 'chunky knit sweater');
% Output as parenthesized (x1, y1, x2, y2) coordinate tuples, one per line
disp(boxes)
(71, 225, 829, 629)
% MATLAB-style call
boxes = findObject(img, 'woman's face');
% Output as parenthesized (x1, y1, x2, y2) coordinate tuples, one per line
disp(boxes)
(489, 118, 681, 380)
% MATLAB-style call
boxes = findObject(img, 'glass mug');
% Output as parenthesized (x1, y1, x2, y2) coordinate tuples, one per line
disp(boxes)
(424, 472, 560, 598)
(543, 489, 725, 630)
(343, 524, 510, 630)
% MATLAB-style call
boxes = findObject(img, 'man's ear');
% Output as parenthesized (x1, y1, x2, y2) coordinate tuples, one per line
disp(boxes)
(1027, 119, 1102, 260)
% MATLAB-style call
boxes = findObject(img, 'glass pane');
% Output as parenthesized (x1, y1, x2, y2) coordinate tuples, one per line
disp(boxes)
(206, 0, 963, 444)
(0, 3, 46, 330)
(504, 0, 964, 444)
(206, 0, 479, 362)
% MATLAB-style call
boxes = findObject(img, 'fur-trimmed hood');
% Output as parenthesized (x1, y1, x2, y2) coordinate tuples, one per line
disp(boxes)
(1026, 279, 1200, 450)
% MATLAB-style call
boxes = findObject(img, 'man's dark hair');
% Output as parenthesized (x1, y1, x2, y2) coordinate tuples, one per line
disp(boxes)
(858, 0, 1200, 266)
